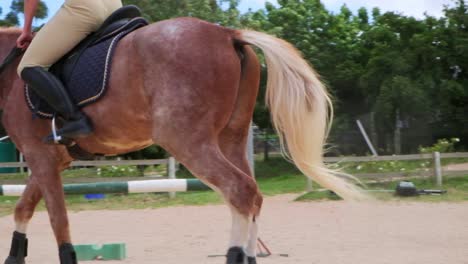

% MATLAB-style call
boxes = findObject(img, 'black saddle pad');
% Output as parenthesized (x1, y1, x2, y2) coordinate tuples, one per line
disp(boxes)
(25, 18, 148, 119)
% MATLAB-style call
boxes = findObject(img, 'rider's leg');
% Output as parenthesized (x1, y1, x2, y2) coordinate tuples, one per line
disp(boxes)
(17, 0, 123, 74)
(21, 66, 93, 140)
(17, 0, 122, 141)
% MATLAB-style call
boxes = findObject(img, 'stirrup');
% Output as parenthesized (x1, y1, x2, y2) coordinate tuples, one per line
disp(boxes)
(44, 117, 74, 146)
(44, 114, 92, 145)
(51, 116, 62, 144)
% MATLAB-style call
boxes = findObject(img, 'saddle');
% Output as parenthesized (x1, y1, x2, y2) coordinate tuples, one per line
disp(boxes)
(25, 5, 148, 118)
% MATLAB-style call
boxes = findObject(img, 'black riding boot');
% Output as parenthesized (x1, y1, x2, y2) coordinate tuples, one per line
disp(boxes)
(4, 231, 28, 264)
(21, 67, 92, 142)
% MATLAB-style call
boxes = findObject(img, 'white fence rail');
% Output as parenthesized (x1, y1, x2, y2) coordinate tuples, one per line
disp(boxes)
(320, 152, 468, 186)
(0, 159, 169, 169)
(323, 152, 468, 163)
(2, 152, 467, 169)
(1, 153, 468, 188)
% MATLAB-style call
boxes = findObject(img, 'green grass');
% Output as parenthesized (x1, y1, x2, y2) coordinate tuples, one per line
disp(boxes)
(2, 156, 466, 182)
(256, 155, 468, 174)
(0, 176, 305, 217)
(0, 165, 168, 182)
(2, 174, 468, 217)
(1, 157, 468, 217)
(369, 175, 468, 202)
(295, 191, 342, 201)
(296, 175, 468, 202)
(334, 158, 468, 174)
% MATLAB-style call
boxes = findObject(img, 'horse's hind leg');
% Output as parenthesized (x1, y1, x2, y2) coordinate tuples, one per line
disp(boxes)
(219, 45, 262, 263)
(220, 132, 262, 264)
(147, 26, 261, 262)
(159, 135, 261, 264)
(5, 180, 42, 264)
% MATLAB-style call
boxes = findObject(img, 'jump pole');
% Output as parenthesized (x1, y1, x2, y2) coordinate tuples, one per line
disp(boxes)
(0, 179, 210, 196)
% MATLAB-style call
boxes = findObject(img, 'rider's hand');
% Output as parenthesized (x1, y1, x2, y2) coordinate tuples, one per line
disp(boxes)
(16, 30, 34, 49)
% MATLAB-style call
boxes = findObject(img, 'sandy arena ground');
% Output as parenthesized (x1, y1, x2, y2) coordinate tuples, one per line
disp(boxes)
(1, 194, 467, 264)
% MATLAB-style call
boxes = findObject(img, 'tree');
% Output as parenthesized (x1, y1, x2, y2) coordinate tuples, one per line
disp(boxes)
(123, 0, 243, 27)
(435, 0, 468, 140)
(15, 0, 458, 154)
(0, 0, 48, 27)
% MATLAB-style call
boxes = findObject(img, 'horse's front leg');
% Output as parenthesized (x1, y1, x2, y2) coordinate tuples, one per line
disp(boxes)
(4, 179, 41, 264)
(5, 155, 76, 264)
(35, 166, 77, 264)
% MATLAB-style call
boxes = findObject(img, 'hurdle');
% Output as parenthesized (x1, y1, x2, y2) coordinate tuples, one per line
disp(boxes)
(0, 179, 211, 196)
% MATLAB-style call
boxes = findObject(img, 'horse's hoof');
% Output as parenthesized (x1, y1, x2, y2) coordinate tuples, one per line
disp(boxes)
(226, 247, 246, 264)
(4, 256, 25, 264)
(247, 257, 257, 264)
(59, 243, 77, 264)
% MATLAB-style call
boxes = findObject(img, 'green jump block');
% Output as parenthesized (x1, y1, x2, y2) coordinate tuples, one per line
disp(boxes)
(74, 243, 126, 261)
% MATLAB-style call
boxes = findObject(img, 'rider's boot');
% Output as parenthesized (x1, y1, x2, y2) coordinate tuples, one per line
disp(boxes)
(21, 67, 92, 143)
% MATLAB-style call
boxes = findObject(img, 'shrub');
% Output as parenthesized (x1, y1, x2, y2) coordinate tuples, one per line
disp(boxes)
(96, 165, 141, 177)
(419, 138, 460, 154)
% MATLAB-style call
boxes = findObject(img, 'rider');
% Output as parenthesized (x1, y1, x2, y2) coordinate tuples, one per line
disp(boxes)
(17, 0, 123, 141)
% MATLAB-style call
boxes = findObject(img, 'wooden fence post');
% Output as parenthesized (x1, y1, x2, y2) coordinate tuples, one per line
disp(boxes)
(19, 153, 27, 174)
(168, 157, 176, 198)
(433, 152, 442, 187)
(247, 123, 255, 177)
(307, 178, 313, 192)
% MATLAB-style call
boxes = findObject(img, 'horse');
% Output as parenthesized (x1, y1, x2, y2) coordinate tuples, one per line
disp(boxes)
(0, 17, 366, 264)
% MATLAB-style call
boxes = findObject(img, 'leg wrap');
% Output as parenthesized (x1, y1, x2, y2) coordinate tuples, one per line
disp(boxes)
(4, 232, 28, 264)
(58, 243, 77, 264)
(226, 247, 246, 264)
(247, 257, 257, 264)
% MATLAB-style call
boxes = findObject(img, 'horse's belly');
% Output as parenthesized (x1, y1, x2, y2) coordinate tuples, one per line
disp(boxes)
(71, 97, 154, 155)
(75, 119, 154, 155)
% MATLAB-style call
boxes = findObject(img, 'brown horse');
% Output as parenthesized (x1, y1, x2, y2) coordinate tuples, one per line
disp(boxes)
(0, 18, 365, 264)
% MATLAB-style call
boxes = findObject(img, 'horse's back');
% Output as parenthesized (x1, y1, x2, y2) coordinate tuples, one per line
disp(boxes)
(140, 17, 237, 48)
(134, 17, 241, 87)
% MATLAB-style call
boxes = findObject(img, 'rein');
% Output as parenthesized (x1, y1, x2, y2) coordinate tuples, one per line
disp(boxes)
(0, 47, 24, 76)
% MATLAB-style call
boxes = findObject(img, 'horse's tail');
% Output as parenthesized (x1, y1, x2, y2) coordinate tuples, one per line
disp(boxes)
(235, 30, 369, 201)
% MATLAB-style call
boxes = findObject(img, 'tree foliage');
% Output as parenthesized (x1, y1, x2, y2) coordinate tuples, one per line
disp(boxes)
(123, 0, 244, 27)
(255, 0, 468, 153)
(1, 0, 467, 154)
(0, 0, 48, 27)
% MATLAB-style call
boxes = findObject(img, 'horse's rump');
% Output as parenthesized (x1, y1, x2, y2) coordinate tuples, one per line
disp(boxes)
(69, 18, 246, 155)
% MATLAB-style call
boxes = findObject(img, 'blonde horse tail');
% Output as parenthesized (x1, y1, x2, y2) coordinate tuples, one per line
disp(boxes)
(236, 30, 369, 201)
